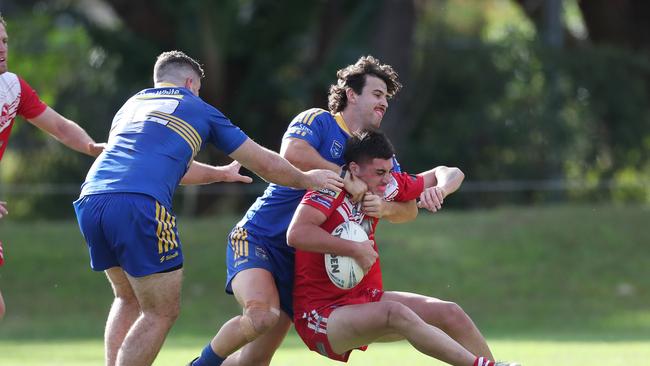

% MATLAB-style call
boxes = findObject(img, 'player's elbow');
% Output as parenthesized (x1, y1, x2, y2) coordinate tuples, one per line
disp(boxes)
(453, 167, 465, 183)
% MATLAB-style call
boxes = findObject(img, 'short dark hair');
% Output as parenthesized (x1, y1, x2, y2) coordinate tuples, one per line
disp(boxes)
(0, 14, 6, 27)
(328, 55, 402, 113)
(344, 128, 395, 165)
(153, 50, 205, 82)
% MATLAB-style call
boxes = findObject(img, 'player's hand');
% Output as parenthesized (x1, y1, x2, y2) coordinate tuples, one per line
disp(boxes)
(352, 240, 378, 274)
(220, 161, 253, 183)
(0, 201, 7, 219)
(304, 169, 344, 192)
(87, 142, 106, 157)
(362, 193, 387, 218)
(417, 186, 446, 212)
(343, 170, 367, 203)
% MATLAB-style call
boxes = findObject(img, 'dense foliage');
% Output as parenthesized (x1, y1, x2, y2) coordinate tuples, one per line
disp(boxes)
(1, 0, 648, 218)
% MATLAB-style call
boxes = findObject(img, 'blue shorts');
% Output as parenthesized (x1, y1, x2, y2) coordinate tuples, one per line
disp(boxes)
(73, 193, 183, 277)
(226, 226, 295, 317)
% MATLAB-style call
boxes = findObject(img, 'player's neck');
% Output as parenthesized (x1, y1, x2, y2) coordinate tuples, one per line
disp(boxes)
(339, 110, 363, 133)
(155, 81, 180, 88)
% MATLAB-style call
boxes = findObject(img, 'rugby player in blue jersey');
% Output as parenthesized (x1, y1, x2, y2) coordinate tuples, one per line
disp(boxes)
(73, 51, 343, 366)
(190, 56, 457, 366)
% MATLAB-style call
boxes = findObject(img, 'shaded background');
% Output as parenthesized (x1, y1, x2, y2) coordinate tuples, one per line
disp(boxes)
(0, 0, 648, 218)
(0, 2, 649, 364)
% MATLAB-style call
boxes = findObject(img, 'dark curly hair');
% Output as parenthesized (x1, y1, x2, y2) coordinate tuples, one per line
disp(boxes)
(328, 55, 402, 113)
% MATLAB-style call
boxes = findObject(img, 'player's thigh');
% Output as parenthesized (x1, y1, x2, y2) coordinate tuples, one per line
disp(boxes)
(125, 268, 183, 317)
(381, 290, 456, 327)
(234, 311, 292, 365)
(231, 268, 280, 309)
(327, 301, 407, 354)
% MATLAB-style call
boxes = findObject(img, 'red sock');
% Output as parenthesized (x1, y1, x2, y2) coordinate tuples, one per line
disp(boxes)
(474, 357, 494, 366)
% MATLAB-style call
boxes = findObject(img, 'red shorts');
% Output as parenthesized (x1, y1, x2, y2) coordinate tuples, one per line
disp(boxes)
(293, 287, 384, 362)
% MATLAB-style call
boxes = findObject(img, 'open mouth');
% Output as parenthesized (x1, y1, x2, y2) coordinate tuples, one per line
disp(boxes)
(374, 107, 385, 117)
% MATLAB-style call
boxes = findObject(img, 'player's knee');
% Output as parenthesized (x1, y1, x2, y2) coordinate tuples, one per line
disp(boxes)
(141, 296, 181, 323)
(239, 300, 280, 341)
(383, 301, 415, 330)
(437, 301, 470, 329)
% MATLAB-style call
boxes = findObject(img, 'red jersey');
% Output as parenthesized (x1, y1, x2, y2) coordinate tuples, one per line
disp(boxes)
(293, 172, 424, 315)
(0, 72, 48, 161)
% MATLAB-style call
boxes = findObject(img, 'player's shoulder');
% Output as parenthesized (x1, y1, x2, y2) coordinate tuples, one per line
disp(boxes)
(291, 108, 333, 125)
(385, 172, 423, 201)
(304, 187, 343, 209)
(1, 72, 22, 91)
(1, 71, 20, 83)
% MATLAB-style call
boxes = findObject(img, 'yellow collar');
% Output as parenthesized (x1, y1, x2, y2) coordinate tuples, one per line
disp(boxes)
(334, 112, 352, 136)
(156, 82, 178, 88)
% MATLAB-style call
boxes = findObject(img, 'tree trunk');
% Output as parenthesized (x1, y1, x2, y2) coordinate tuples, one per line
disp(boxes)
(370, 0, 416, 152)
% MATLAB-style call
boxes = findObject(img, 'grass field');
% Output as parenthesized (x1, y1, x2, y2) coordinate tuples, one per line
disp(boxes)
(1, 203, 649, 365)
(2, 336, 649, 365)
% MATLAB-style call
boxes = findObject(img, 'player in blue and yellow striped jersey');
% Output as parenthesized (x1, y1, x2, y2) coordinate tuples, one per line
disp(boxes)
(73, 51, 343, 366)
(190, 56, 421, 366)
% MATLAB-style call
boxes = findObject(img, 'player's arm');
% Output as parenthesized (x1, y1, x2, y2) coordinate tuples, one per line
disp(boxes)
(287, 203, 377, 272)
(281, 137, 340, 172)
(282, 137, 367, 201)
(363, 198, 418, 224)
(229, 138, 343, 192)
(416, 166, 465, 212)
(27, 107, 104, 157)
(180, 161, 253, 185)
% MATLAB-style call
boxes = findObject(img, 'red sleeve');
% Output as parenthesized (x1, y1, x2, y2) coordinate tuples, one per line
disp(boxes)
(0, 240, 4, 266)
(17, 77, 48, 119)
(391, 172, 424, 201)
(301, 189, 344, 217)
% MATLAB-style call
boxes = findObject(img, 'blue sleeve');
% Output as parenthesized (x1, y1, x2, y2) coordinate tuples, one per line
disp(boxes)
(207, 106, 248, 155)
(282, 109, 329, 150)
(391, 155, 402, 173)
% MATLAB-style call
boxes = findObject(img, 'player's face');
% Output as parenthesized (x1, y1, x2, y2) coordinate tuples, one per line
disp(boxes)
(352, 157, 393, 195)
(350, 75, 388, 129)
(0, 24, 8, 74)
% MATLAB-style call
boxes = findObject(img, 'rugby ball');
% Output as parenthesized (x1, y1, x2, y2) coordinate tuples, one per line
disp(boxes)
(325, 221, 368, 289)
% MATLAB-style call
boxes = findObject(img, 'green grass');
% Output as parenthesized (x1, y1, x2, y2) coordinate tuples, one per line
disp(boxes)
(1, 335, 649, 365)
(1, 203, 649, 364)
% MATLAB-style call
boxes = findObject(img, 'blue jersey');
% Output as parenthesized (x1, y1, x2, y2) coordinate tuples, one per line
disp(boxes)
(236, 108, 401, 242)
(80, 86, 248, 207)
(236, 109, 347, 240)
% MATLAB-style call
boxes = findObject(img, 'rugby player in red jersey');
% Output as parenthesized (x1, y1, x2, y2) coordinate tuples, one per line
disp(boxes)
(288, 129, 520, 366)
(0, 13, 103, 321)
(0, 15, 103, 162)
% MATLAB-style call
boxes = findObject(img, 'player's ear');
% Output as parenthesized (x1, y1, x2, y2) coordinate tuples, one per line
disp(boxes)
(346, 87, 357, 104)
(348, 161, 361, 176)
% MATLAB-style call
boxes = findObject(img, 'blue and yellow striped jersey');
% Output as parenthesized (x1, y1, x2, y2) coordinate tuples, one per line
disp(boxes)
(236, 108, 400, 242)
(80, 86, 248, 207)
